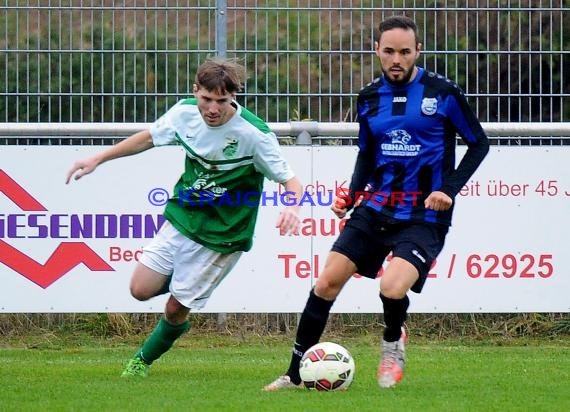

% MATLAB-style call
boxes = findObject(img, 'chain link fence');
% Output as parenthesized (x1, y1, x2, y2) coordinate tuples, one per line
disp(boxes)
(1, 1, 568, 128)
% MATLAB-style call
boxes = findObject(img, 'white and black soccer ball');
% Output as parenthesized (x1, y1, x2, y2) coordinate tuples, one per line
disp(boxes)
(299, 341, 355, 391)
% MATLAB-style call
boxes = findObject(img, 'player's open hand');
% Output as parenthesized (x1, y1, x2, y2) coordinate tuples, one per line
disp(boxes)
(65, 157, 100, 184)
(424, 191, 453, 211)
(276, 207, 301, 236)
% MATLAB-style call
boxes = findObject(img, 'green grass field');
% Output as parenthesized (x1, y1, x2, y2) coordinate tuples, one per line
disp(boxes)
(0, 334, 568, 412)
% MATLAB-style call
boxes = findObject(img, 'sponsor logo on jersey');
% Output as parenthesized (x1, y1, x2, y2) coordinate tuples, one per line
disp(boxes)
(381, 129, 421, 157)
(393, 96, 407, 103)
(187, 171, 228, 199)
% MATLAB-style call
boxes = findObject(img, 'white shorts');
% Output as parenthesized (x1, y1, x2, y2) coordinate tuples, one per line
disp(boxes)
(139, 221, 242, 310)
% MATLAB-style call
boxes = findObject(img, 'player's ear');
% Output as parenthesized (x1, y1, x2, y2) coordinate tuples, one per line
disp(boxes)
(192, 83, 199, 94)
(415, 42, 422, 60)
(374, 41, 381, 58)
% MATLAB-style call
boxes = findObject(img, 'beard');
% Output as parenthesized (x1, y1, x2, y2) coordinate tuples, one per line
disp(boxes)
(382, 66, 415, 86)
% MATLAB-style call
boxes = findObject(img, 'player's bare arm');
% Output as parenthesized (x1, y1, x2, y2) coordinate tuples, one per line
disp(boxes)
(424, 190, 453, 211)
(276, 175, 303, 235)
(65, 130, 154, 184)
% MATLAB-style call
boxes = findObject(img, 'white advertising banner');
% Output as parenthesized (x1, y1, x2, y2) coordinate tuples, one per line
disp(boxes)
(0, 146, 568, 313)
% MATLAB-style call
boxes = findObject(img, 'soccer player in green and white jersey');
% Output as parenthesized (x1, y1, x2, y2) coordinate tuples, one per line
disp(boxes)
(66, 58, 303, 377)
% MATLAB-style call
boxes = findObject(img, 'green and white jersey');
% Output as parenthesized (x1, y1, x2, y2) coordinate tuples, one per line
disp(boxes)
(150, 98, 294, 253)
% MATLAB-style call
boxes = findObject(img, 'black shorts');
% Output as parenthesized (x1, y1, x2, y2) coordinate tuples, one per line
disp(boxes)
(331, 206, 449, 293)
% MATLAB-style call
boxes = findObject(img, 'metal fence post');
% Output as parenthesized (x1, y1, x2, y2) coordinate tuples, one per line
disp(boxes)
(216, 0, 228, 58)
(216, 0, 228, 331)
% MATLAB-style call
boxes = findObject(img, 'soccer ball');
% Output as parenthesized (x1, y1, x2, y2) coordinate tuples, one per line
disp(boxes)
(299, 341, 355, 391)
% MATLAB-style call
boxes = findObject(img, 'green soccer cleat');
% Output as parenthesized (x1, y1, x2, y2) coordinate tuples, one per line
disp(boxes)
(121, 357, 150, 378)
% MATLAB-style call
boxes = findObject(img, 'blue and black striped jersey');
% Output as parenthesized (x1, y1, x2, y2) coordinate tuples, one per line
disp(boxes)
(351, 67, 489, 226)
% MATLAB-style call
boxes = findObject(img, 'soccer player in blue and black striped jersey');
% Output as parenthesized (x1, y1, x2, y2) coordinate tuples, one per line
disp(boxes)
(265, 15, 489, 391)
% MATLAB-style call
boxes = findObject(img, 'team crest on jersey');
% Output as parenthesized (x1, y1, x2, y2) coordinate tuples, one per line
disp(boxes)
(222, 136, 239, 158)
(421, 97, 438, 115)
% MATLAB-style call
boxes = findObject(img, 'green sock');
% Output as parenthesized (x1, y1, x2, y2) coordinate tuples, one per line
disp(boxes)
(136, 317, 190, 364)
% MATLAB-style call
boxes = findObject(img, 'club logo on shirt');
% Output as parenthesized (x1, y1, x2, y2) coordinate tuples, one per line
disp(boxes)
(421, 97, 438, 115)
(381, 129, 422, 157)
(222, 136, 239, 158)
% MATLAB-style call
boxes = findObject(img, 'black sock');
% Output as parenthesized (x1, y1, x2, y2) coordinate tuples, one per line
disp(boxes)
(286, 289, 334, 384)
(380, 293, 409, 342)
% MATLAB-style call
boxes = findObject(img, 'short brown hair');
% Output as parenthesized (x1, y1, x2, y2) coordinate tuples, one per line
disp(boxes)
(377, 15, 420, 45)
(194, 57, 247, 94)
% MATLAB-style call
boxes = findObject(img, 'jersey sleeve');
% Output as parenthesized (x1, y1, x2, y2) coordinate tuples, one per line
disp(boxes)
(351, 90, 379, 188)
(345, 97, 378, 209)
(149, 99, 186, 147)
(439, 90, 490, 198)
(445, 88, 487, 146)
(252, 132, 295, 183)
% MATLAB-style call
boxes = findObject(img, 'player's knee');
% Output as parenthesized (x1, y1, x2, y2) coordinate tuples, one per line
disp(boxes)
(380, 282, 408, 299)
(314, 278, 342, 300)
(129, 282, 153, 301)
(164, 296, 189, 324)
